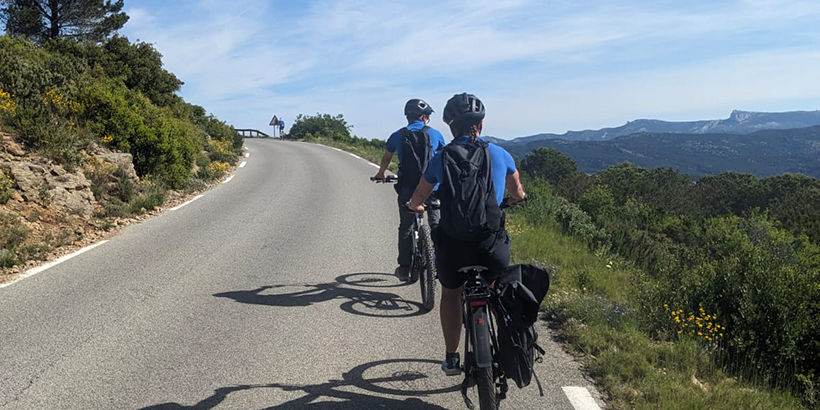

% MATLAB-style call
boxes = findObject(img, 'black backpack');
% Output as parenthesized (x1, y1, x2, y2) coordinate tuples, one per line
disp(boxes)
(439, 141, 502, 242)
(396, 126, 432, 194)
(495, 264, 551, 392)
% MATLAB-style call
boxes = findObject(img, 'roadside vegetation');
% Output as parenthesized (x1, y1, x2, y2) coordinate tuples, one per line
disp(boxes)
(507, 148, 819, 410)
(286, 113, 396, 172)
(304, 115, 818, 409)
(0, 35, 241, 188)
(0, 20, 240, 271)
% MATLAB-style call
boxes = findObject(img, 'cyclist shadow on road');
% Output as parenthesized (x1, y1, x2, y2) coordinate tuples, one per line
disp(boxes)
(136, 358, 459, 410)
(213, 273, 426, 318)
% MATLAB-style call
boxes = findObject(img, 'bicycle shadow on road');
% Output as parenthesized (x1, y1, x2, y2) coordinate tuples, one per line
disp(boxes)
(213, 273, 427, 318)
(136, 358, 458, 410)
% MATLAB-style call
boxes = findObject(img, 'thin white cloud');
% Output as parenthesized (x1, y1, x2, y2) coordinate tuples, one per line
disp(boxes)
(120, 0, 820, 140)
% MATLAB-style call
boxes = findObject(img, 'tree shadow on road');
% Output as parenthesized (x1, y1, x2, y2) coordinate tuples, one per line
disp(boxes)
(137, 358, 459, 410)
(213, 273, 427, 318)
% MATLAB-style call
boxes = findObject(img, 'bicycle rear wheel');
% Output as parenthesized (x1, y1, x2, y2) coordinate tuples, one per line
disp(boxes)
(472, 306, 498, 410)
(476, 365, 499, 410)
(418, 224, 437, 311)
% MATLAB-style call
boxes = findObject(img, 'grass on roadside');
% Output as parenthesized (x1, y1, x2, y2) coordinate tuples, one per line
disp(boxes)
(305, 136, 397, 173)
(508, 213, 805, 410)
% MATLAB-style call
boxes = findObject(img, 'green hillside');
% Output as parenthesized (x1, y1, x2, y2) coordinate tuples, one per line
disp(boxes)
(0, 35, 240, 188)
(505, 126, 820, 179)
(514, 148, 820, 409)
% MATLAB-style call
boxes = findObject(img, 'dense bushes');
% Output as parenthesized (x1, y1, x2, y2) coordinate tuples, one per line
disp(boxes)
(287, 113, 352, 142)
(0, 34, 237, 189)
(77, 80, 200, 187)
(517, 152, 820, 403)
(286, 112, 392, 169)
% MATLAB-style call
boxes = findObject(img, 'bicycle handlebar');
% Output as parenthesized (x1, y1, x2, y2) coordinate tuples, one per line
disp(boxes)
(370, 175, 398, 183)
(500, 196, 528, 210)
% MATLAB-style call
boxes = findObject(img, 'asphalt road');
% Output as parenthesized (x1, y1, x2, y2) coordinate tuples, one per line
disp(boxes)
(0, 139, 602, 410)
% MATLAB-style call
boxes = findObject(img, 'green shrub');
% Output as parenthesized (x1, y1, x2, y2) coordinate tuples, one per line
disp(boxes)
(288, 113, 351, 141)
(0, 248, 19, 268)
(78, 80, 200, 188)
(0, 212, 28, 267)
(520, 147, 577, 181)
(112, 165, 134, 202)
(0, 167, 14, 204)
(129, 187, 165, 214)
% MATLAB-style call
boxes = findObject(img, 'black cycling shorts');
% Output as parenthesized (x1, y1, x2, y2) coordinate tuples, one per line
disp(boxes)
(436, 230, 511, 290)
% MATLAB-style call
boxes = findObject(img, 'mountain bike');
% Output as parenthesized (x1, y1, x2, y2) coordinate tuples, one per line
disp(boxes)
(459, 197, 529, 410)
(371, 176, 438, 312)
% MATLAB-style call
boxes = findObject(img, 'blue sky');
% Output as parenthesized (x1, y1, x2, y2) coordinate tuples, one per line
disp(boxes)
(120, 0, 820, 140)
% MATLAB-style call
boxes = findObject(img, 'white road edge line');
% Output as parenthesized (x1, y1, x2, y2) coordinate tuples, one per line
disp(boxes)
(239, 161, 247, 168)
(348, 153, 361, 159)
(563, 387, 603, 410)
(369, 163, 380, 168)
(223, 175, 235, 184)
(244, 153, 249, 158)
(0, 241, 109, 289)
(170, 194, 204, 211)
(317, 144, 347, 154)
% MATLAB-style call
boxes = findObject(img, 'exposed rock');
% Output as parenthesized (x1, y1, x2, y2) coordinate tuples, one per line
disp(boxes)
(1, 161, 95, 218)
(94, 152, 139, 185)
(1, 161, 47, 201)
(46, 168, 94, 218)
(48, 186, 95, 218)
(0, 133, 26, 157)
(45, 165, 91, 190)
(691, 374, 708, 392)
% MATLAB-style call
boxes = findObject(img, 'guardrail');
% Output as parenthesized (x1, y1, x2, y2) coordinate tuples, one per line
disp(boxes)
(236, 129, 271, 138)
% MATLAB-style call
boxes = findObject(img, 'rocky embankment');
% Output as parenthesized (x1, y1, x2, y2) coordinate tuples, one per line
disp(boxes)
(0, 132, 181, 282)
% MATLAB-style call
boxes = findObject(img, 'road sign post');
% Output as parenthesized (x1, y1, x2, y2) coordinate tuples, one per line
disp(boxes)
(269, 115, 279, 138)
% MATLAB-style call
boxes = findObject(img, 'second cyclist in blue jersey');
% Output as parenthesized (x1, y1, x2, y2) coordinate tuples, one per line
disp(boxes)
(374, 99, 446, 281)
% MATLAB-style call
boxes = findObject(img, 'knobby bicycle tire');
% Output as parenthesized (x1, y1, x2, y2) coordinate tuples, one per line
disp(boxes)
(476, 365, 499, 410)
(418, 224, 437, 311)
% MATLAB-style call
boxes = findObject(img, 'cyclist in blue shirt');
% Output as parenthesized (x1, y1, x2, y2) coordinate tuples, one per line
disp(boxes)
(374, 99, 446, 281)
(406, 93, 526, 375)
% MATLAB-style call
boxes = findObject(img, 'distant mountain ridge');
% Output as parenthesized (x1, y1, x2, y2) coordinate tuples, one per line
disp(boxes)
(503, 126, 820, 179)
(497, 110, 820, 145)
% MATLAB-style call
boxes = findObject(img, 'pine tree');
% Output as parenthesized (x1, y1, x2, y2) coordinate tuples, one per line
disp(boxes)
(1, 0, 128, 42)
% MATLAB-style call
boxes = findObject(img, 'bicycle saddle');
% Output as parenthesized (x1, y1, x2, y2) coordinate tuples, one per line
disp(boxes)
(458, 266, 489, 275)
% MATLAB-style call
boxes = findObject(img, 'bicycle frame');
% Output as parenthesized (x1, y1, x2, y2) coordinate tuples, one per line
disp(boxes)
(409, 211, 425, 273)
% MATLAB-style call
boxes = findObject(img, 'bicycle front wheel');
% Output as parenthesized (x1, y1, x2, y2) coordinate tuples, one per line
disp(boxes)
(418, 224, 437, 311)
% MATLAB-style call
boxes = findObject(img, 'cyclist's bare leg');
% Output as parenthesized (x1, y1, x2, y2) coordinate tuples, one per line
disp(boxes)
(441, 286, 463, 353)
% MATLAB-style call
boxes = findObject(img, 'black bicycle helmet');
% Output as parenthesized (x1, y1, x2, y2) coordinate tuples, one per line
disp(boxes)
(404, 99, 434, 118)
(443, 93, 485, 128)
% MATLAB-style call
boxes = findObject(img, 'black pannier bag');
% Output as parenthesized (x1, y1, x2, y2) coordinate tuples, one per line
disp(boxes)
(495, 263, 550, 392)
(395, 126, 431, 194)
